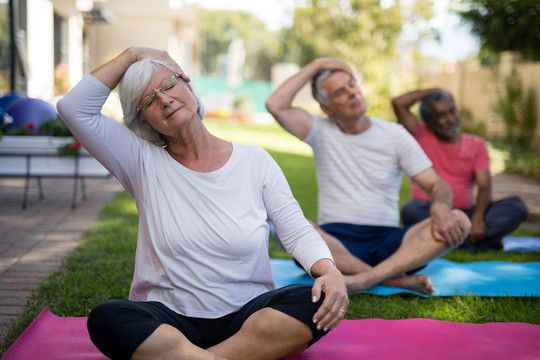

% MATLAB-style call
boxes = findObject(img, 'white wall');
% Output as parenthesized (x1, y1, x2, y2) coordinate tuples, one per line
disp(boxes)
(67, 14, 84, 87)
(87, 0, 199, 74)
(26, 0, 55, 99)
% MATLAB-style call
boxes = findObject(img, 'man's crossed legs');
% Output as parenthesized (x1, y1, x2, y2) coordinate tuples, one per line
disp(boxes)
(311, 210, 470, 295)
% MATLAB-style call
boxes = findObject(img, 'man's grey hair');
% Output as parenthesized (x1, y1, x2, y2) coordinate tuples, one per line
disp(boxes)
(310, 68, 343, 106)
(419, 90, 453, 123)
(118, 58, 205, 146)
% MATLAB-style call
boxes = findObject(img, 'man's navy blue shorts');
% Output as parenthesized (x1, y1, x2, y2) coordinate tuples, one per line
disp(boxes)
(320, 223, 410, 266)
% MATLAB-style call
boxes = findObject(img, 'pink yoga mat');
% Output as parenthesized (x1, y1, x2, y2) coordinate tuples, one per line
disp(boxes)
(2, 307, 539, 359)
(1, 307, 106, 360)
(288, 318, 540, 360)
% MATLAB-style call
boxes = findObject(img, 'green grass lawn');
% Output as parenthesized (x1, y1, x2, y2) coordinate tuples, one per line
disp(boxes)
(1, 119, 539, 354)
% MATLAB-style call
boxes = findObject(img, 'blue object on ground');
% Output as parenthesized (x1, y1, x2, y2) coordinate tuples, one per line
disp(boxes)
(270, 258, 540, 297)
(503, 236, 540, 252)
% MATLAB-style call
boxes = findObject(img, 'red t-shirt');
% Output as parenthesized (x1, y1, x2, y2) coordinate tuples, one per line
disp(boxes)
(411, 124, 490, 210)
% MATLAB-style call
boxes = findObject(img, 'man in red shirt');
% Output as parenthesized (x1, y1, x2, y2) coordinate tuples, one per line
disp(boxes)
(392, 88, 527, 250)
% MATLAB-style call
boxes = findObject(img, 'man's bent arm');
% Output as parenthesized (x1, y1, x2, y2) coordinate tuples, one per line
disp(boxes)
(411, 168, 466, 246)
(391, 88, 440, 134)
(265, 58, 350, 140)
(469, 170, 492, 243)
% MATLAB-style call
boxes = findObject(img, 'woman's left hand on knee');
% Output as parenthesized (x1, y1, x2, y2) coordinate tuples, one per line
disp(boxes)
(311, 266, 349, 332)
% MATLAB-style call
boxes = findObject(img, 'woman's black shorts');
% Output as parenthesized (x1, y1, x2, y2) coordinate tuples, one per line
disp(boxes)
(87, 283, 326, 359)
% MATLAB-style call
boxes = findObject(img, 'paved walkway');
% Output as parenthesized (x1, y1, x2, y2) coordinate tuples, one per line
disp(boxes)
(0, 176, 123, 340)
(491, 173, 540, 224)
(0, 172, 539, 341)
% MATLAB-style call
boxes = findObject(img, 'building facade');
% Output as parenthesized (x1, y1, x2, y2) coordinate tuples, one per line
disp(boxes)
(1, 0, 201, 102)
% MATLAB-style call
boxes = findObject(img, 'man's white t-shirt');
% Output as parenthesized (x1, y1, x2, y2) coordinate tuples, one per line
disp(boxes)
(305, 115, 432, 228)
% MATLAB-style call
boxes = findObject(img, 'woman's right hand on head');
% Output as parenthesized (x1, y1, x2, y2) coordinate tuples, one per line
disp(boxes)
(130, 46, 191, 83)
(91, 46, 190, 90)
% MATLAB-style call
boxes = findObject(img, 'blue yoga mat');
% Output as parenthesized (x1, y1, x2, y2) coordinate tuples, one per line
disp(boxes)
(271, 258, 540, 297)
(503, 236, 540, 252)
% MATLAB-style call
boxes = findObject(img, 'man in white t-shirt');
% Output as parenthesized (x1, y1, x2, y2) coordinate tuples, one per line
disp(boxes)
(266, 58, 471, 295)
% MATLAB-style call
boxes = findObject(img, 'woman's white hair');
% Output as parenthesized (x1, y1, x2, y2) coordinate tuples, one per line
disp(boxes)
(118, 58, 206, 146)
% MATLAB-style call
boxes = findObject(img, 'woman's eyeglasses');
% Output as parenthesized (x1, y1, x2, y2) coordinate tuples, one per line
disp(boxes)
(137, 74, 181, 114)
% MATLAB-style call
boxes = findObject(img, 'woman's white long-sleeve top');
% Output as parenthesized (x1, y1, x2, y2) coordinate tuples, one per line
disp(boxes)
(57, 75, 332, 318)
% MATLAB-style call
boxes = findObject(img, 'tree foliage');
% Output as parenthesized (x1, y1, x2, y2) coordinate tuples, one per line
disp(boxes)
(279, 0, 430, 117)
(282, 0, 403, 65)
(456, 0, 540, 61)
(196, 1, 435, 114)
(494, 71, 538, 148)
(198, 9, 281, 80)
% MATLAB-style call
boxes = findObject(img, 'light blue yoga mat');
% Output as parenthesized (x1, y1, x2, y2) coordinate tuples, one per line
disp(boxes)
(271, 258, 540, 297)
(503, 236, 540, 252)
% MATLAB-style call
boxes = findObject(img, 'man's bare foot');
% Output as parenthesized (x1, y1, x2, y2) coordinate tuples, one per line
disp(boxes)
(344, 273, 434, 295)
(383, 274, 434, 295)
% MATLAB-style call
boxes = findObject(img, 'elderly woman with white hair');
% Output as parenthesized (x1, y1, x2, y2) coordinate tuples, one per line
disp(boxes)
(57, 46, 348, 360)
